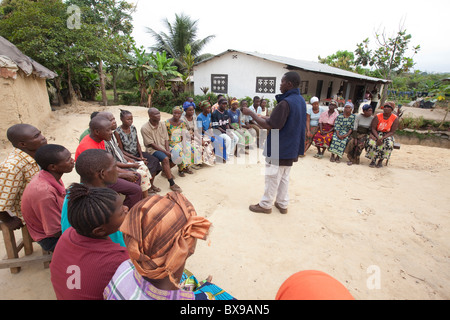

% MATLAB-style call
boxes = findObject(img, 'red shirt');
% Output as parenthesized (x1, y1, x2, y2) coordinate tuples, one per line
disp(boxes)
(376, 113, 398, 132)
(21, 170, 66, 242)
(50, 227, 129, 300)
(75, 135, 105, 161)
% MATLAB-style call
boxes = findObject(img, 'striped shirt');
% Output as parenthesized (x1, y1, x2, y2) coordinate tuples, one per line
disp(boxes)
(104, 260, 197, 300)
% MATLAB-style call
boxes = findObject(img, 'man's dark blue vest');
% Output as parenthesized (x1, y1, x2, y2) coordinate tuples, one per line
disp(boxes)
(264, 88, 307, 161)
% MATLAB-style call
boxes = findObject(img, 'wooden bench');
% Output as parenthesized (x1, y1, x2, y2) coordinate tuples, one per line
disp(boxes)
(0, 222, 52, 274)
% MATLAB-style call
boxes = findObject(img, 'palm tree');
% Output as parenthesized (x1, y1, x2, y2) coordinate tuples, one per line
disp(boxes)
(146, 13, 215, 71)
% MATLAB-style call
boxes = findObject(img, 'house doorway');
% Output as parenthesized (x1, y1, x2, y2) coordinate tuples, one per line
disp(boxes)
(326, 81, 333, 99)
(315, 80, 323, 99)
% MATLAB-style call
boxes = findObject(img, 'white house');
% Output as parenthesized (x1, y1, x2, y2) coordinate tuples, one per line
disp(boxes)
(193, 49, 389, 106)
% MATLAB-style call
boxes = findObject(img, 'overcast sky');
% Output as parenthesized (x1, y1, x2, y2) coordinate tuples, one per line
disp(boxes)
(131, 0, 450, 73)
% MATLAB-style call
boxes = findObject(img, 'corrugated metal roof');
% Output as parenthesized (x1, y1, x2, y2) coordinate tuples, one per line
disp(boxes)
(196, 49, 389, 83)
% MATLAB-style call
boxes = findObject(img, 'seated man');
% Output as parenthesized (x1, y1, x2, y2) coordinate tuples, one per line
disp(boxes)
(21, 144, 74, 252)
(0, 124, 47, 231)
(75, 116, 142, 209)
(141, 108, 182, 193)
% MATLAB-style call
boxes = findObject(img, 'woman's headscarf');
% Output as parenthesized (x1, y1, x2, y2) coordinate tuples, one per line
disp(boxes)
(362, 104, 372, 111)
(120, 192, 212, 286)
(310, 97, 319, 104)
(383, 101, 396, 110)
(173, 106, 183, 113)
(199, 100, 211, 110)
(275, 270, 354, 300)
(344, 101, 354, 111)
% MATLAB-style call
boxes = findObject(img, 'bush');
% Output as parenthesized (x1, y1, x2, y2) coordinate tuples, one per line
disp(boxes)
(120, 90, 140, 105)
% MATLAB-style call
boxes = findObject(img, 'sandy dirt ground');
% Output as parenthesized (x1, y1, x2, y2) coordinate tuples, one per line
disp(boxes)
(0, 101, 449, 300)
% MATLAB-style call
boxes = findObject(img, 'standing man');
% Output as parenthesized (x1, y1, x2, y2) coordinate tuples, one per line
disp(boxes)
(0, 124, 47, 230)
(141, 108, 182, 193)
(242, 72, 307, 214)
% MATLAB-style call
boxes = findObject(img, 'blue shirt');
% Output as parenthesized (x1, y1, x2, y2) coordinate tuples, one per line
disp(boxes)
(197, 113, 211, 133)
(227, 109, 240, 124)
(61, 193, 126, 247)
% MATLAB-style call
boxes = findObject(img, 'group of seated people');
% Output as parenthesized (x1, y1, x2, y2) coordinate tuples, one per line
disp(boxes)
(1, 92, 384, 300)
(306, 97, 400, 168)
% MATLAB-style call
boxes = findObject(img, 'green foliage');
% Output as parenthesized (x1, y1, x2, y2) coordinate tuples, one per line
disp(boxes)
(146, 12, 215, 69)
(355, 27, 420, 80)
(318, 50, 356, 71)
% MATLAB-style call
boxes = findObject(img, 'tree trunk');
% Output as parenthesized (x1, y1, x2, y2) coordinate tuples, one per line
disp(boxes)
(112, 68, 118, 103)
(67, 64, 75, 104)
(99, 60, 108, 106)
(53, 78, 65, 106)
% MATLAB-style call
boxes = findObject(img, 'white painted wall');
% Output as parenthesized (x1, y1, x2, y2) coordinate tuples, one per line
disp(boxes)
(193, 51, 379, 105)
(194, 51, 287, 101)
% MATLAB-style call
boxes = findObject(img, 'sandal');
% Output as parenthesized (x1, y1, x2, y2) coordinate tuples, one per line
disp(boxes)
(150, 185, 161, 193)
(376, 161, 383, 168)
(335, 157, 341, 163)
(313, 153, 320, 158)
(178, 171, 185, 177)
(183, 168, 194, 174)
(347, 161, 353, 166)
(317, 154, 324, 159)
(369, 161, 376, 168)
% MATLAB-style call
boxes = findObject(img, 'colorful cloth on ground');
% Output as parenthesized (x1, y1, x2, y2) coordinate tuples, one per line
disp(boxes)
(328, 114, 355, 157)
(104, 260, 235, 300)
(312, 123, 334, 148)
(165, 120, 190, 171)
(119, 192, 211, 287)
(0, 148, 40, 220)
(365, 132, 395, 161)
(21, 170, 66, 242)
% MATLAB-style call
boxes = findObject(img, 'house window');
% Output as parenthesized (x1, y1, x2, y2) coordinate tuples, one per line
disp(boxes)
(256, 77, 276, 94)
(211, 74, 228, 94)
(300, 81, 309, 95)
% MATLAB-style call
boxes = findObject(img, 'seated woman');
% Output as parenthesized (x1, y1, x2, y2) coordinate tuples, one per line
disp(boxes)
(346, 104, 374, 165)
(182, 102, 215, 167)
(228, 99, 254, 152)
(115, 109, 162, 193)
(182, 104, 207, 168)
(312, 100, 339, 159)
(104, 192, 235, 300)
(328, 101, 355, 163)
(197, 100, 227, 162)
(305, 97, 325, 153)
(239, 100, 258, 146)
(165, 106, 193, 177)
(50, 183, 129, 300)
(365, 101, 399, 168)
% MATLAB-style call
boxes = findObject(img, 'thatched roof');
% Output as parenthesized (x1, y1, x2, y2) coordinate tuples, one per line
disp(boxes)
(0, 36, 57, 79)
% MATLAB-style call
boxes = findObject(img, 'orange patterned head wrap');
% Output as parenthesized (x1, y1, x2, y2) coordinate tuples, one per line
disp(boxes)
(120, 192, 211, 286)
